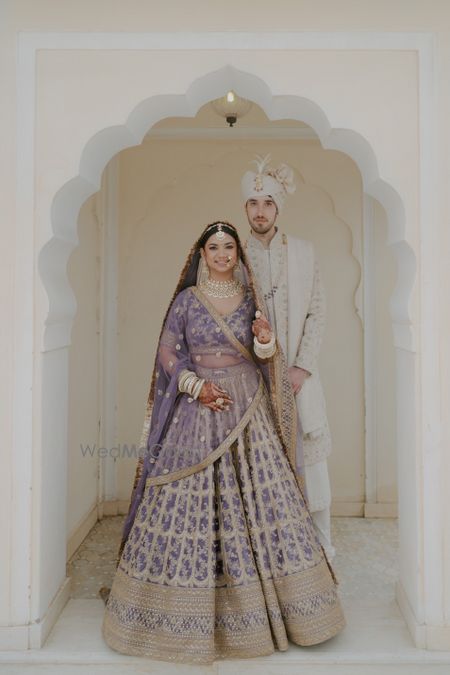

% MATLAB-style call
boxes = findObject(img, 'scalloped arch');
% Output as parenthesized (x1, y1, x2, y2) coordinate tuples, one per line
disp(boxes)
(38, 64, 415, 350)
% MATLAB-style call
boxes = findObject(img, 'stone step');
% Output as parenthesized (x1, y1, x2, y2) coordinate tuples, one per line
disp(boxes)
(1, 599, 450, 675)
(2, 665, 450, 674)
(2, 660, 450, 675)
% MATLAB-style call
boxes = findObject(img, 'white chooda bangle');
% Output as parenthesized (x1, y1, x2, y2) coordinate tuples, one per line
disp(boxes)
(192, 377, 205, 400)
(178, 369, 204, 399)
(178, 369, 194, 392)
(253, 333, 276, 359)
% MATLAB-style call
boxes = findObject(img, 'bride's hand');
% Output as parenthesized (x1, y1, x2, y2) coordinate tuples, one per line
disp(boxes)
(252, 312, 273, 344)
(198, 381, 233, 412)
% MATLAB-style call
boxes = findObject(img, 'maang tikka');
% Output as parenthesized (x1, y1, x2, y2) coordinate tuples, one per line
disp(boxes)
(215, 223, 225, 240)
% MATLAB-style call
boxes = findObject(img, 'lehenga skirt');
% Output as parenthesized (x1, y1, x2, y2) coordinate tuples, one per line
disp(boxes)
(102, 365, 345, 664)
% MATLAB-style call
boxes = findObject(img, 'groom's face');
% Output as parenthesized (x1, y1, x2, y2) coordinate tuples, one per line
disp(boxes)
(245, 197, 278, 236)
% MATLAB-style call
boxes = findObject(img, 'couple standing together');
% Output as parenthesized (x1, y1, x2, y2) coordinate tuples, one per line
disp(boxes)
(102, 155, 345, 663)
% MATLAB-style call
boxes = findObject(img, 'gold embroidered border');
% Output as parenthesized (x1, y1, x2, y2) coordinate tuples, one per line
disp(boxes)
(268, 559, 346, 645)
(103, 559, 345, 664)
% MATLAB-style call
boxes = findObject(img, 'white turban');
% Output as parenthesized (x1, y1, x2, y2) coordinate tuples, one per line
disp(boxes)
(241, 154, 296, 212)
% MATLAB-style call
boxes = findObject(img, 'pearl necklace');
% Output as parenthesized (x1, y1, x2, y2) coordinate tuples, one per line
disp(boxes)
(200, 277, 243, 299)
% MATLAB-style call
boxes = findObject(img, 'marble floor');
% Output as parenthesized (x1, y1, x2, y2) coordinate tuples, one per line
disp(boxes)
(65, 515, 400, 604)
(3, 517, 450, 674)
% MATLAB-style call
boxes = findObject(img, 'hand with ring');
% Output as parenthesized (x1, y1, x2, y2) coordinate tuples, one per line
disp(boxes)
(252, 310, 273, 344)
(198, 381, 233, 412)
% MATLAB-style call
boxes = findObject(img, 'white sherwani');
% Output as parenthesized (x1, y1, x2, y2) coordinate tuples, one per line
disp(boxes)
(246, 229, 335, 557)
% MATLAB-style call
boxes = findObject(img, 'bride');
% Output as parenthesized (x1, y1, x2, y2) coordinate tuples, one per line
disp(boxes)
(102, 221, 345, 664)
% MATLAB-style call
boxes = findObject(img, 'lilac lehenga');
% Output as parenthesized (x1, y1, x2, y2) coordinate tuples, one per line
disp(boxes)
(102, 249, 345, 664)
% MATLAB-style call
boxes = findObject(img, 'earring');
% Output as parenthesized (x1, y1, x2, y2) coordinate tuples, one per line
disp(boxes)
(197, 256, 210, 286)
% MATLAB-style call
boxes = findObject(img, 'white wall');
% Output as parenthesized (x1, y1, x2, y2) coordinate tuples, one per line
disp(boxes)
(66, 197, 100, 543)
(373, 200, 397, 505)
(4, 0, 450, 32)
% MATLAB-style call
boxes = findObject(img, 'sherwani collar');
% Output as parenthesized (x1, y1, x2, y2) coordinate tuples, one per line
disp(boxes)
(247, 227, 283, 252)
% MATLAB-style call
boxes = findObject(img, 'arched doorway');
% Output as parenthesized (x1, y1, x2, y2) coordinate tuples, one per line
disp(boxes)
(32, 63, 428, 649)
(66, 103, 397, 539)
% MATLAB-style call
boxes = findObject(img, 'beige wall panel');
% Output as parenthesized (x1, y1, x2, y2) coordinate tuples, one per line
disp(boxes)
(66, 132, 398, 523)
(115, 138, 370, 505)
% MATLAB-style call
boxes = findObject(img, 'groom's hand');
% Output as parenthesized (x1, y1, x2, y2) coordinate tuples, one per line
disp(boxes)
(288, 366, 310, 395)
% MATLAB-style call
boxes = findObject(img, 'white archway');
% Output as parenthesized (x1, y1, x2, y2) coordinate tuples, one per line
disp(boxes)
(40, 66, 415, 350)
(37, 65, 421, 648)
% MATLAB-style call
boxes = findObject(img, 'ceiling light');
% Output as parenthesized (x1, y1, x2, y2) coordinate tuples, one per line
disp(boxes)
(211, 91, 252, 127)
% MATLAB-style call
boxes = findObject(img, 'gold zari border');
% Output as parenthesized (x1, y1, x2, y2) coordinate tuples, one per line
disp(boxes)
(103, 559, 345, 664)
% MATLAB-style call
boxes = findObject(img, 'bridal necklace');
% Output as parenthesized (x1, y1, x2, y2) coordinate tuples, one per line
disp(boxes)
(200, 276, 243, 299)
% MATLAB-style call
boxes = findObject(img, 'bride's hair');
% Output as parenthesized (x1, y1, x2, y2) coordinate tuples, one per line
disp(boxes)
(197, 221, 241, 250)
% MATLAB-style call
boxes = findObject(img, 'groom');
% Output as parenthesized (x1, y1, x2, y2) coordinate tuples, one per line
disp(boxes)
(243, 155, 335, 559)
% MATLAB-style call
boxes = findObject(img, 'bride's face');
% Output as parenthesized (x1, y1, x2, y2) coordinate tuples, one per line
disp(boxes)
(201, 232, 238, 277)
